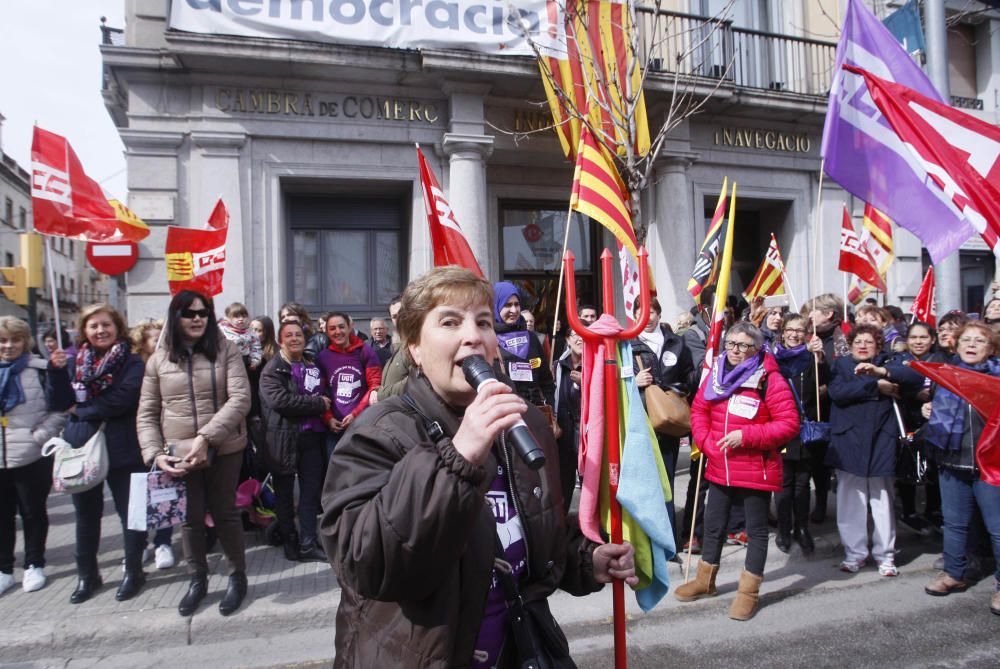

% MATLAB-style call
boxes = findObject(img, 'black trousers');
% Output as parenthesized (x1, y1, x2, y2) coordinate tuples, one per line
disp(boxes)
(72, 464, 147, 576)
(183, 451, 246, 575)
(701, 481, 771, 576)
(656, 434, 680, 545)
(273, 431, 326, 545)
(0, 457, 52, 572)
(777, 457, 812, 533)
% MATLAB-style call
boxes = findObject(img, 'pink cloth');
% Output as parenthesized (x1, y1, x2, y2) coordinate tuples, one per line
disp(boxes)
(577, 315, 624, 543)
(690, 352, 799, 493)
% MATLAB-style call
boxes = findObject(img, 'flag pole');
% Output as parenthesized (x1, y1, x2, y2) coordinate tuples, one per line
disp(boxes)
(43, 237, 64, 349)
(811, 161, 825, 420)
(683, 454, 705, 583)
(551, 208, 576, 345)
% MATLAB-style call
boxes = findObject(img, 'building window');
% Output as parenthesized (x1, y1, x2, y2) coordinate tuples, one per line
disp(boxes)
(69, 241, 75, 260)
(18, 208, 26, 230)
(69, 278, 76, 297)
(3, 198, 12, 227)
(4, 252, 13, 267)
(287, 195, 406, 313)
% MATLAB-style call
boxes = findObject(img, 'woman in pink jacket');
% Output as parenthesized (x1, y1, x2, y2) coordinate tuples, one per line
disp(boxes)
(675, 321, 799, 620)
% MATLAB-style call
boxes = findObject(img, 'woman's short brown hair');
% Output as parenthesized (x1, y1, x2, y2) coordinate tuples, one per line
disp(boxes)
(0, 316, 32, 348)
(856, 304, 890, 324)
(847, 323, 884, 352)
(396, 266, 492, 358)
(77, 304, 129, 348)
(954, 321, 999, 356)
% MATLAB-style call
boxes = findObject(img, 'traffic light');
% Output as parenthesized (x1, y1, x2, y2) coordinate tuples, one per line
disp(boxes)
(0, 266, 29, 306)
(20, 233, 43, 288)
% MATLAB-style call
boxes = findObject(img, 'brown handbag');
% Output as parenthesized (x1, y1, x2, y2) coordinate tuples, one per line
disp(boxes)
(644, 385, 691, 437)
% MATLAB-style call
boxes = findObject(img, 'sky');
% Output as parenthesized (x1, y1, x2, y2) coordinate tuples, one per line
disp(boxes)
(0, 1, 127, 199)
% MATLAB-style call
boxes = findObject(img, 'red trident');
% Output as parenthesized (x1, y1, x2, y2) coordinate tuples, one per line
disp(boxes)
(562, 246, 650, 669)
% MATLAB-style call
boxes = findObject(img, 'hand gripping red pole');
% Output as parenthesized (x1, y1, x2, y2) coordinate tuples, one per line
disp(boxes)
(562, 247, 650, 669)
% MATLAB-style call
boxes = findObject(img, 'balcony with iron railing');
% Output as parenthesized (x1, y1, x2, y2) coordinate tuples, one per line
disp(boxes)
(636, 8, 837, 98)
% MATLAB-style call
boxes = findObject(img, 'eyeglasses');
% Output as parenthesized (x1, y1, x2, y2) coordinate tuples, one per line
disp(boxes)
(724, 341, 755, 352)
(180, 309, 210, 320)
(852, 339, 877, 347)
(957, 337, 990, 346)
(784, 327, 807, 334)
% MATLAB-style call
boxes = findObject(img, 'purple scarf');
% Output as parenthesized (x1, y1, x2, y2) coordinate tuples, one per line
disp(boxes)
(772, 342, 811, 377)
(703, 351, 765, 401)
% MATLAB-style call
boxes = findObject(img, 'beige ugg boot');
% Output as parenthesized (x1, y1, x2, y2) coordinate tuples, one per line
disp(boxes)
(674, 560, 719, 602)
(728, 570, 763, 620)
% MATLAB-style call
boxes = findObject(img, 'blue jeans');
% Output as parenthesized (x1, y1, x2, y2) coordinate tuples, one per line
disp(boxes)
(938, 467, 1000, 583)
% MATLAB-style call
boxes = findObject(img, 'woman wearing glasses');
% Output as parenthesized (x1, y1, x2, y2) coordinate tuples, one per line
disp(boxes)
(677, 322, 798, 620)
(137, 290, 252, 617)
(827, 324, 920, 577)
(771, 313, 829, 555)
(920, 322, 1000, 615)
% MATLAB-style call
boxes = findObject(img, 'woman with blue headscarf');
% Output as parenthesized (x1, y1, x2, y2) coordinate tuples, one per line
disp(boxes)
(493, 282, 555, 408)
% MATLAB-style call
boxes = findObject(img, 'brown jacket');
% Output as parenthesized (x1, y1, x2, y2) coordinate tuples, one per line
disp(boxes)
(137, 339, 251, 465)
(319, 371, 601, 668)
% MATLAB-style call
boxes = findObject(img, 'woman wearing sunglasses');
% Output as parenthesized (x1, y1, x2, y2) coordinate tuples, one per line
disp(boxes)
(137, 290, 251, 617)
(677, 322, 799, 621)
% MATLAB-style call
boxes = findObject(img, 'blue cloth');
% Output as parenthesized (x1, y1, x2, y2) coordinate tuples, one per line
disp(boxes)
(883, 0, 926, 54)
(0, 352, 30, 412)
(826, 355, 898, 477)
(616, 341, 674, 612)
(491, 282, 525, 329)
(939, 468, 1000, 584)
(772, 343, 811, 377)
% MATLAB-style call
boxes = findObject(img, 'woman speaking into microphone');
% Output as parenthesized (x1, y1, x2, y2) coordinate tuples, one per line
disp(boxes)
(319, 266, 636, 668)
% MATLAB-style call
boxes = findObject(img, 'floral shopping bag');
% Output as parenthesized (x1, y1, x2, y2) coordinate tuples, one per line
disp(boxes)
(127, 469, 187, 531)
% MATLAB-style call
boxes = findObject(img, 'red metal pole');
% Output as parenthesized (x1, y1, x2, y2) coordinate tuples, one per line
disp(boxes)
(562, 247, 650, 669)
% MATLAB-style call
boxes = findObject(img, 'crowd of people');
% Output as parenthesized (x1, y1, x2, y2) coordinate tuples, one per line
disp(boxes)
(0, 272, 998, 664)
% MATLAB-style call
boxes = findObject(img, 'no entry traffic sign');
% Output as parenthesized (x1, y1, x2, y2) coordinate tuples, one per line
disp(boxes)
(87, 241, 139, 276)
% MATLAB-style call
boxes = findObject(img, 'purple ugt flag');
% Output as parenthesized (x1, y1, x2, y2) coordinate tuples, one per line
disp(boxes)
(821, 0, 975, 263)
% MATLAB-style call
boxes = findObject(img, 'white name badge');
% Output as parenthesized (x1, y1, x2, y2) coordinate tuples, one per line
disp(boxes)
(728, 395, 760, 419)
(509, 361, 533, 382)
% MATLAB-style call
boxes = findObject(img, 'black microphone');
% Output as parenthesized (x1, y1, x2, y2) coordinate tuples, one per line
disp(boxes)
(461, 355, 546, 470)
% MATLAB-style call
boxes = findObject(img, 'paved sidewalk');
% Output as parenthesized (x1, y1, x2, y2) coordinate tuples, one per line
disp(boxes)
(0, 455, 948, 668)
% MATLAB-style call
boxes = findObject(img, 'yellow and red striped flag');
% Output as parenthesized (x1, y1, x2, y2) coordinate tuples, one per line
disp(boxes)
(743, 234, 787, 300)
(570, 124, 637, 256)
(539, 0, 650, 159)
(688, 178, 729, 303)
(847, 203, 895, 303)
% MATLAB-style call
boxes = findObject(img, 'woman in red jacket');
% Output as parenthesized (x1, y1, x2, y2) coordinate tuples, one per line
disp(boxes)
(675, 321, 799, 620)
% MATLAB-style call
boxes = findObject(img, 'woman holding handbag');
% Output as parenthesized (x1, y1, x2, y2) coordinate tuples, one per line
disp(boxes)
(0, 317, 72, 595)
(64, 304, 148, 604)
(771, 313, 829, 555)
(137, 290, 251, 617)
(259, 320, 331, 562)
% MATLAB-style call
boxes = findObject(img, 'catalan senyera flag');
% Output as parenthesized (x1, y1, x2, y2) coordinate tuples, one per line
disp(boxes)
(688, 178, 729, 303)
(570, 125, 637, 257)
(847, 203, 895, 303)
(743, 234, 786, 301)
(703, 183, 737, 380)
(165, 199, 229, 296)
(539, 0, 650, 159)
(415, 145, 484, 277)
(30, 126, 150, 243)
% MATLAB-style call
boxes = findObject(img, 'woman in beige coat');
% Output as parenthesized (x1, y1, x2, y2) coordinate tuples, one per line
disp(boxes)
(137, 290, 251, 617)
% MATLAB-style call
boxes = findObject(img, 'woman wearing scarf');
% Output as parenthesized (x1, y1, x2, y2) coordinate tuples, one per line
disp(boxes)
(0, 317, 72, 596)
(260, 320, 331, 562)
(677, 322, 798, 620)
(771, 314, 828, 555)
(826, 324, 920, 577)
(65, 304, 147, 604)
(492, 282, 555, 408)
(920, 322, 1000, 616)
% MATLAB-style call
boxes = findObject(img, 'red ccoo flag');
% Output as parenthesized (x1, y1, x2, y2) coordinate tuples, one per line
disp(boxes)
(416, 145, 484, 277)
(844, 65, 1000, 255)
(839, 205, 886, 292)
(910, 267, 936, 327)
(909, 361, 1000, 486)
(31, 126, 149, 242)
(164, 199, 229, 296)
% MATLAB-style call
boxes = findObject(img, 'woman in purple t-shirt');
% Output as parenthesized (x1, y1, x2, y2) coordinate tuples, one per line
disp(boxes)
(259, 321, 332, 562)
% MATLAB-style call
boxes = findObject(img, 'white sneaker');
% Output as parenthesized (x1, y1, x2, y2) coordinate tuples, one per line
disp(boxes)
(0, 571, 14, 595)
(22, 565, 46, 592)
(154, 545, 175, 570)
(878, 561, 899, 577)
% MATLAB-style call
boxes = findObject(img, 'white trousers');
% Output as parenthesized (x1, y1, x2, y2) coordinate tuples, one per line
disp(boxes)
(836, 470, 896, 564)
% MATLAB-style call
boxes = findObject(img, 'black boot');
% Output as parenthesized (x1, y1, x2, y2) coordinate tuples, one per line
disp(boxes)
(69, 573, 103, 604)
(178, 573, 208, 617)
(219, 571, 248, 616)
(775, 526, 791, 553)
(283, 529, 300, 562)
(115, 570, 147, 601)
(798, 527, 815, 555)
(298, 540, 326, 563)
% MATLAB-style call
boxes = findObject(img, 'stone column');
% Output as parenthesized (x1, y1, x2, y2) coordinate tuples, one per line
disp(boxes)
(189, 131, 247, 311)
(650, 155, 698, 314)
(441, 83, 493, 276)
